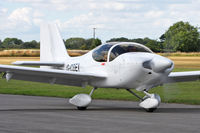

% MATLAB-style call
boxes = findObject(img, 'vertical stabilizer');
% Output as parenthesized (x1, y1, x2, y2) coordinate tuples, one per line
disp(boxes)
(40, 23, 70, 63)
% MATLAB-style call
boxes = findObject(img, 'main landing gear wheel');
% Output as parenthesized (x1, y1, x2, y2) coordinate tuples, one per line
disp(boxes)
(69, 87, 97, 110)
(77, 106, 87, 110)
(145, 108, 157, 112)
(141, 94, 159, 112)
(140, 92, 161, 112)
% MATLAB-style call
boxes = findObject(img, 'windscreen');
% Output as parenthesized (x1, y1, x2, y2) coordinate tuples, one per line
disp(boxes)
(92, 44, 113, 62)
(109, 44, 152, 61)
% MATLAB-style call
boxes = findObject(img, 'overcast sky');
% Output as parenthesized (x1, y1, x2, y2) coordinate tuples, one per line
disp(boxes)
(0, 0, 200, 43)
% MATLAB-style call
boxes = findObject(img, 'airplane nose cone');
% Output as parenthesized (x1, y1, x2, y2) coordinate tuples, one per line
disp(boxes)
(151, 57, 173, 73)
(143, 56, 173, 73)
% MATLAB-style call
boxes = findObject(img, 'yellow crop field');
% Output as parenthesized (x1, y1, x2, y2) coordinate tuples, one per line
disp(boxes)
(168, 56, 200, 68)
(0, 49, 89, 57)
(0, 56, 200, 69)
(0, 57, 39, 64)
(0, 49, 40, 57)
(159, 52, 200, 57)
(0, 49, 200, 68)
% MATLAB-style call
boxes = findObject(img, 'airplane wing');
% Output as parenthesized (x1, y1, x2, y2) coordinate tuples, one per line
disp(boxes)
(0, 65, 106, 87)
(12, 61, 65, 67)
(165, 71, 200, 83)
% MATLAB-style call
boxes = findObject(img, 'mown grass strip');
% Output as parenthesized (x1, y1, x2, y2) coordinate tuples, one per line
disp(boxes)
(0, 68, 200, 105)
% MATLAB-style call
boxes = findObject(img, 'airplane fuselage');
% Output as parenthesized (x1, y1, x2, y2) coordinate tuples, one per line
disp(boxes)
(63, 43, 174, 91)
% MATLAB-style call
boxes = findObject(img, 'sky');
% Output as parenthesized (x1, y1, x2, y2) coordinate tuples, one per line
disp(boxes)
(0, 0, 200, 43)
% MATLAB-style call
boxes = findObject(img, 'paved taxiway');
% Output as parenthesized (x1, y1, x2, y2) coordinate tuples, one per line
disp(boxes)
(0, 94, 200, 133)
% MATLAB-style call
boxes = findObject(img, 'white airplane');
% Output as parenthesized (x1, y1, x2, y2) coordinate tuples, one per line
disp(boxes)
(0, 24, 200, 112)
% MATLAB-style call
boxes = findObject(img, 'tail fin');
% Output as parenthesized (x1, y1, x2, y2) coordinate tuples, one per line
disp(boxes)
(40, 23, 70, 63)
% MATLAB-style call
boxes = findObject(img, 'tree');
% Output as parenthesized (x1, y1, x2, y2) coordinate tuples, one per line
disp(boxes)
(106, 37, 130, 42)
(20, 40, 40, 49)
(159, 34, 165, 43)
(65, 38, 86, 49)
(0, 40, 2, 48)
(65, 37, 102, 50)
(145, 39, 163, 52)
(163, 21, 200, 52)
(131, 38, 147, 44)
(94, 38, 101, 48)
(2, 38, 23, 48)
(88, 38, 102, 49)
(106, 37, 162, 52)
(84, 38, 93, 49)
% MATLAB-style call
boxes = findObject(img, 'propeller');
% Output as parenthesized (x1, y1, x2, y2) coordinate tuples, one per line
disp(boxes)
(162, 77, 180, 103)
(143, 56, 173, 73)
(142, 54, 176, 103)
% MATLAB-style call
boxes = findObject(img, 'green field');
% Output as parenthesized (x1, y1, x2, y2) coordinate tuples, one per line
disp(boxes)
(0, 56, 200, 104)
(0, 68, 200, 105)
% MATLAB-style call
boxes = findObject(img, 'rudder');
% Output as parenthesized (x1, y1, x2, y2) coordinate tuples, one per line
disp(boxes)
(40, 23, 70, 63)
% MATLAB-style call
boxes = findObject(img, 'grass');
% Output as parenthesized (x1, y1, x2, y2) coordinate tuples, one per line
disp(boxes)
(150, 82, 200, 105)
(0, 78, 200, 105)
(0, 56, 200, 105)
(0, 68, 200, 105)
(0, 79, 143, 101)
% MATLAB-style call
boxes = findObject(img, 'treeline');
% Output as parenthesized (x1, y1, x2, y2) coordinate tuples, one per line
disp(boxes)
(0, 38, 40, 49)
(0, 37, 102, 50)
(0, 21, 200, 52)
(107, 21, 200, 52)
(65, 38, 101, 50)
(106, 37, 163, 52)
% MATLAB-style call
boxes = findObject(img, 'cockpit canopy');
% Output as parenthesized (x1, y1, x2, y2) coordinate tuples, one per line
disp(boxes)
(92, 42, 152, 62)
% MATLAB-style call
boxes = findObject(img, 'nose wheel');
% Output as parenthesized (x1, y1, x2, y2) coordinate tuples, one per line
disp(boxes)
(77, 106, 87, 110)
(126, 89, 161, 112)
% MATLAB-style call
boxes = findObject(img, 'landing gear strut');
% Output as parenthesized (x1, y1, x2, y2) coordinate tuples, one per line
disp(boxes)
(69, 87, 97, 110)
(126, 89, 143, 101)
(126, 89, 161, 112)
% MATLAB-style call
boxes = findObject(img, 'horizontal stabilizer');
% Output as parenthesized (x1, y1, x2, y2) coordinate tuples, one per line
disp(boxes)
(12, 61, 64, 67)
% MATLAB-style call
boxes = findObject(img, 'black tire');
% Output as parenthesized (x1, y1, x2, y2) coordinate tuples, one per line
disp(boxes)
(145, 108, 157, 112)
(77, 106, 87, 110)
